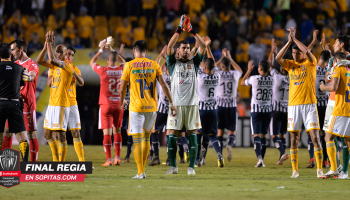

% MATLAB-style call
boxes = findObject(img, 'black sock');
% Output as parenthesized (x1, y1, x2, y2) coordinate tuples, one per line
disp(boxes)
(273, 136, 285, 158)
(196, 134, 202, 160)
(308, 135, 314, 159)
(281, 137, 286, 150)
(166, 135, 169, 161)
(228, 134, 236, 147)
(261, 138, 267, 160)
(180, 136, 188, 152)
(320, 135, 328, 161)
(125, 135, 133, 159)
(202, 134, 209, 158)
(178, 138, 184, 159)
(254, 136, 262, 160)
(217, 136, 224, 154)
(149, 135, 153, 157)
(209, 135, 222, 156)
(151, 133, 159, 158)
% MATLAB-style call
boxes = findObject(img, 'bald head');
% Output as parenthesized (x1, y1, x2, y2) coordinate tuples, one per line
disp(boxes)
(107, 51, 119, 65)
(55, 44, 67, 61)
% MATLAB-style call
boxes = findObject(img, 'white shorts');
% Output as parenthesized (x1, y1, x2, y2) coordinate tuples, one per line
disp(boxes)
(323, 100, 335, 131)
(128, 111, 156, 134)
(325, 115, 350, 138)
(44, 105, 70, 131)
(68, 105, 81, 131)
(287, 103, 319, 132)
(166, 105, 201, 131)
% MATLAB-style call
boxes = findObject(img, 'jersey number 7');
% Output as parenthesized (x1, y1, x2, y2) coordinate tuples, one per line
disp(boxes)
(137, 79, 154, 98)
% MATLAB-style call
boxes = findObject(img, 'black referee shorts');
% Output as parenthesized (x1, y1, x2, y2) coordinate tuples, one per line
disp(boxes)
(0, 100, 26, 133)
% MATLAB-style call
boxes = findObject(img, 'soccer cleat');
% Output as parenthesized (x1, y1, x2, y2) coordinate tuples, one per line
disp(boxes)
(184, 151, 189, 163)
(178, 158, 185, 163)
(201, 158, 206, 166)
(132, 174, 140, 179)
(317, 169, 325, 178)
(217, 154, 224, 168)
(148, 156, 161, 166)
(226, 146, 232, 162)
(114, 156, 121, 165)
(101, 159, 113, 166)
(187, 167, 195, 175)
(276, 153, 290, 165)
(324, 169, 339, 178)
(195, 159, 201, 167)
(123, 158, 130, 163)
(335, 171, 349, 179)
(139, 173, 146, 179)
(147, 155, 153, 161)
(164, 167, 178, 174)
(291, 170, 299, 178)
(323, 160, 330, 168)
(255, 159, 263, 168)
(262, 161, 266, 167)
(306, 158, 315, 168)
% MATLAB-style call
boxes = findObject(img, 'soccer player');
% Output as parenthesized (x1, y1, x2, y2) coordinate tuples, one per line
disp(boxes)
(241, 60, 273, 167)
(276, 27, 324, 178)
(1, 40, 40, 162)
(90, 40, 125, 166)
(216, 48, 243, 162)
(268, 38, 290, 165)
(196, 36, 224, 167)
(149, 46, 169, 166)
(119, 40, 176, 179)
(47, 46, 85, 162)
(323, 35, 350, 178)
(37, 31, 76, 162)
(320, 52, 350, 178)
(164, 15, 206, 175)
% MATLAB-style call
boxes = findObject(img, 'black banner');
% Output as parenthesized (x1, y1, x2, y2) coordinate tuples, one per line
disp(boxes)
(20, 162, 93, 174)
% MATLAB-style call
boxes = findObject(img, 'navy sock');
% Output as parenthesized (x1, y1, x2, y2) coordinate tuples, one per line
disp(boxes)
(308, 135, 314, 159)
(197, 134, 203, 160)
(254, 136, 262, 160)
(209, 135, 222, 156)
(217, 136, 224, 154)
(180, 136, 189, 151)
(261, 138, 267, 160)
(151, 133, 159, 157)
(202, 134, 209, 158)
(149, 135, 153, 157)
(281, 137, 286, 150)
(320, 135, 328, 161)
(273, 136, 285, 158)
(228, 134, 236, 147)
(178, 138, 184, 159)
(125, 135, 133, 159)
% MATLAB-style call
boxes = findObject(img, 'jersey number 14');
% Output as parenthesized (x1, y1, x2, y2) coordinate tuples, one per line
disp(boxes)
(137, 79, 154, 98)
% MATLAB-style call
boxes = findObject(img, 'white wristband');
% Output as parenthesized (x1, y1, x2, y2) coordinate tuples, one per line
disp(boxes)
(99, 49, 104, 53)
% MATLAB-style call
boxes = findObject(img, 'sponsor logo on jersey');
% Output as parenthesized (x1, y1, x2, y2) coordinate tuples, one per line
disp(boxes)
(294, 81, 304, 85)
(132, 62, 152, 68)
(132, 69, 154, 74)
(5, 66, 12, 70)
(310, 123, 318, 128)
(334, 128, 339, 133)
(290, 72, 307, 81)
(141, 106, 154, 109)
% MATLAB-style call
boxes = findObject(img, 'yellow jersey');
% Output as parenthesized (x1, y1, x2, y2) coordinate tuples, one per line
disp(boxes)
(121, 57, 163, 112)
(48, 62, 75, 107)
(68, 66, 81, 106)
(283, 58, 317, 106)
(331, 62, 350, 117)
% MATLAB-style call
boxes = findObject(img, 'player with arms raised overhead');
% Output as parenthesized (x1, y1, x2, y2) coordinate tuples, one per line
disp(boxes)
(276, 27, 324, 178)
(90, 39, 126, 166)
(164, 15, 206, 175)
(119, 40, 176, 179)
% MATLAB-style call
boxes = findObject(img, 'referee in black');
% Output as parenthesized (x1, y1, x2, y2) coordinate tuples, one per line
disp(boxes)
(0, 43, 30, 161)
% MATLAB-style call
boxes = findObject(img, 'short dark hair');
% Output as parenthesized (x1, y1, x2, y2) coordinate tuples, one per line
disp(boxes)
(178, 40, 190, 48)
(125, 57, 133, 62)
(334, 51, 347, 60)
(319, 50, 331, 62)
(67, 46, 76, 54)
(9, 39, 27, 53)
(133, 40, 147, 53)
(108, 51, 119, 63)
(221, 57, 230, 68)
(0, 43, 11, 59)
(203, 58, 215, 71)
(336, 35, 350, 52)
(259, 60, 270, 73)
(292, 44, 301, 51)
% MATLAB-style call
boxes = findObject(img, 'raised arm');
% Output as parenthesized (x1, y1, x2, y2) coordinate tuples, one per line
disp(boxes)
(268, 38, 277, 69)
(167, 32, 180, 56)
(73, 68, 84, 86)
(226, 50, 242, 74)
(203, 36, 214, 61)
(276, 30, 293, 67)
(215, 48, 227, 66)
(307, 30, 318, 51)
(90, 40, 106, 68)
(240, 60, 254, 85)
(36, 35, 51, 68)
(156, 45, 167, 64)
(194, 34, 206, 56)
(289, 27, 315, 63)
(157, 75, 177, 116)
(320, 33, 326, 50)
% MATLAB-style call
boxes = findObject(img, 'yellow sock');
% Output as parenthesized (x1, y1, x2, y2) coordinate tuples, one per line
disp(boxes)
(290, 149, 299, 172)
(48, 138, 59, 161)
(326, 142, 337, 171)
(314, 147, 323, 171)
(141, 132, 151, 173)
(19, 140, 29, 161)
(73, 137, 85, 161)
(59, 141, 68, 162)
(132, 134, 143, 175)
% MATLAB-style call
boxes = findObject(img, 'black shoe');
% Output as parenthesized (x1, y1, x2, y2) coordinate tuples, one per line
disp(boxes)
(166, 158, 170, 166)
(147, 155, 153, 161)
(195, 159, 201, 167)
(178, 158, 185, 163)
(148, 157, 161, 166)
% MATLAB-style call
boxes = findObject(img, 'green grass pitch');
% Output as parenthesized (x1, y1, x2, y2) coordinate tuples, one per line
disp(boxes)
(1, 145, 348, 199)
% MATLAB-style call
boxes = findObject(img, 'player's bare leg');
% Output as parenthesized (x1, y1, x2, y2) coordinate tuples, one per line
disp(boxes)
(290, 131, 300, 178)
(44, 128, 59, 161)
(2, 127, 13, 150)
(102, 128, 113, 166)
(309, 129, 324, 177)
(71, 129, 85, 161)
(13, 131, 29, 161)
(164, 129, 179, 174)
(226, 130, 235, 162)
(113, 127, 122, 165)
(27, 131, 39, 162)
